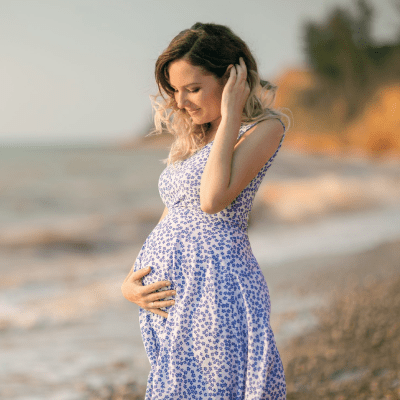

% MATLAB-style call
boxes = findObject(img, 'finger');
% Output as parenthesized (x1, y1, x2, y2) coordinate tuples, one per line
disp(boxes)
(147, 290, 176, 302)
(225, 64, 234, 75)
(124, 265, 140, 283)
(142, 280, 172, 294)
(129, 266, 151, 282)
(148, 299, 175, 309)
(239, 57, 246, 71)
(235, 58, 246, 75)
(149, 308, 169, 319)
(237, 58, 247, 82)
(226, 65, 237, 87)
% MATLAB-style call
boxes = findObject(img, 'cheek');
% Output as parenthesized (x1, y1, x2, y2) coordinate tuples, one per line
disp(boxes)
(212, 87, 223, 106)
(203, 91, 222, 111)
(210, 94, 222, 114)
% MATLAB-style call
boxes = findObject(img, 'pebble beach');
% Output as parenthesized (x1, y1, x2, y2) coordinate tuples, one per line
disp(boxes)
(1, 144, 399, 399)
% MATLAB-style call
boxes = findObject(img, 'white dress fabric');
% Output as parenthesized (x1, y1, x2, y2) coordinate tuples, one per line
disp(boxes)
(134, 120, 287, 399)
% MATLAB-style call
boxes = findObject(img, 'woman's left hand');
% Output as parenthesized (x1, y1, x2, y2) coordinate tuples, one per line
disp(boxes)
(220, 57, 250, 121)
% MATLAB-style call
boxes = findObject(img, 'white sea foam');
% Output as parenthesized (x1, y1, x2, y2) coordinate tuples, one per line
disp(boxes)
(250, 205, 400, 267)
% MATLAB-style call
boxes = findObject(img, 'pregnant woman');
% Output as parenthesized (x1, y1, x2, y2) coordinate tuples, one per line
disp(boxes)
(122, 22, 288, 399)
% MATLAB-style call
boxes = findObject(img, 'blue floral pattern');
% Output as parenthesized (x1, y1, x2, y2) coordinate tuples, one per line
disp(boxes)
(134, 120, 286, 399)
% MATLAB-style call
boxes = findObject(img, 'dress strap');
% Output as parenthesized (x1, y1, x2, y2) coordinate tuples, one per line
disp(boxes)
(237, 118, 286, 141)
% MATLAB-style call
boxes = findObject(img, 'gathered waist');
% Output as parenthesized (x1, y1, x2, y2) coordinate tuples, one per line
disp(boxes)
(166, 206, 248, 234)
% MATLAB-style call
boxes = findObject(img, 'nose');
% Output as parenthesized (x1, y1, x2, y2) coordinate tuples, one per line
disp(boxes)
(175, 91, 188, 109)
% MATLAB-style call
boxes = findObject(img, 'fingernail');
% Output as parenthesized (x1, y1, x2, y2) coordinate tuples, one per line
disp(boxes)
(165, 281, 171, 286)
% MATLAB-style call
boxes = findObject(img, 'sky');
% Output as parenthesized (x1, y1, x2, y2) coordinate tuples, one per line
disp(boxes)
(1, 0, 399, 145)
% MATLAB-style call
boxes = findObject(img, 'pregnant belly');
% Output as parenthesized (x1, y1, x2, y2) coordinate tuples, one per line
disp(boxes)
(136, 213, 254, 290)
(135, 221, 174, 284)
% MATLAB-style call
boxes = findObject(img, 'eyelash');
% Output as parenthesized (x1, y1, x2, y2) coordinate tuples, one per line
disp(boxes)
(173, 88, 200, 93)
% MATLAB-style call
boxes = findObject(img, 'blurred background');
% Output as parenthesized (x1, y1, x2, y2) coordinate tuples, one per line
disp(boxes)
(1, 0, 400, 399)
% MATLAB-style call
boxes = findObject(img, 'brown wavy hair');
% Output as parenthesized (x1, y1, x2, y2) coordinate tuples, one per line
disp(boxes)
(150, 22, 289, 165)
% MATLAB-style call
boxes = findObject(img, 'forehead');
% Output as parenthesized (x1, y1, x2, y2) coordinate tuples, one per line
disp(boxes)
(168, 59, 215, 87)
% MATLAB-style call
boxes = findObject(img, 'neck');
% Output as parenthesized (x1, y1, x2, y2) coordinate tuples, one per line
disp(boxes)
(204, 129, 216, 144)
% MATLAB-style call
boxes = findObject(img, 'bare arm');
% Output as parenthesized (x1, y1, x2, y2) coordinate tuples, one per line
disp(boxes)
(200, 118, 283, 214)
(200, 58, 284, 214)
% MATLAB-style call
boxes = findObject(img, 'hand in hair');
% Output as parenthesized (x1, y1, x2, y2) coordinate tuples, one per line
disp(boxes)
(221, 57, 250, 123)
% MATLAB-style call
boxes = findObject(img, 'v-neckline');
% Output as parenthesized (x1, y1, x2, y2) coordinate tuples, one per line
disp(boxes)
(171, 124, 249, 168)
(203, 124, 247, 147)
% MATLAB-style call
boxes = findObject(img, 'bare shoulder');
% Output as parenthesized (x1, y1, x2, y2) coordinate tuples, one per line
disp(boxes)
(233, 118, 285, 160)
(203, 118, 285, 214)
(239, 118, 284, 144)
(231, 117, 284, 172)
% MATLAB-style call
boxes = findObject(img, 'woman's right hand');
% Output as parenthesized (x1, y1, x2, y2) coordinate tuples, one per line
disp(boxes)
(121, 266, 176, 318)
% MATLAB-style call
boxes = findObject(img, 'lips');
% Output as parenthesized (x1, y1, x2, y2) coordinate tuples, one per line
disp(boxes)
(187, 109, 200, 114)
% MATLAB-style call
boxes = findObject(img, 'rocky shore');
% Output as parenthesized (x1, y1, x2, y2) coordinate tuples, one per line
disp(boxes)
(2, 145, 399, 399)
(80, 239, 400, 400)
(283, 278, 400, 399)
(280, 239, 400, 400)
(85, 381, 146, 400)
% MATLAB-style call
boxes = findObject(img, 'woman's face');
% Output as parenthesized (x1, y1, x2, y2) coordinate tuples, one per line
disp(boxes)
(168, 58, 224, 130)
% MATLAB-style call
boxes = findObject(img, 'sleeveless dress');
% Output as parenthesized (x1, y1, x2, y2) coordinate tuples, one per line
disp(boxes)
(134, 120, 286, 399)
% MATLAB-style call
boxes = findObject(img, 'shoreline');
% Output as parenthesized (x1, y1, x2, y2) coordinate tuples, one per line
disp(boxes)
(87, 238, 400, 399)
(1, 145, 400, 399)
(5, 237, 394, 400)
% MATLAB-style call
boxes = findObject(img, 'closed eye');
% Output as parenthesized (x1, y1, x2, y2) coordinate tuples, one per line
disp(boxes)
(172, 88, 200, 93)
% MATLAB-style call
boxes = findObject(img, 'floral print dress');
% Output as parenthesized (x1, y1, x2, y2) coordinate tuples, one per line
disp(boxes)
(134, 120, 286, 399)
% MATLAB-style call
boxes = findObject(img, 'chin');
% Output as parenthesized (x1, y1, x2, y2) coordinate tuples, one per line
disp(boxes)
(191, 115, 205, 124)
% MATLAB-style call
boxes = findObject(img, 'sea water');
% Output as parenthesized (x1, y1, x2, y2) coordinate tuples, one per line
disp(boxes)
(1, 144, 399, 399)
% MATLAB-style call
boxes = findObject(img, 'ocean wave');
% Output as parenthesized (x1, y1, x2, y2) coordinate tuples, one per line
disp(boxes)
(0, 207, 161, 251)
(255, 173, 400, 222)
